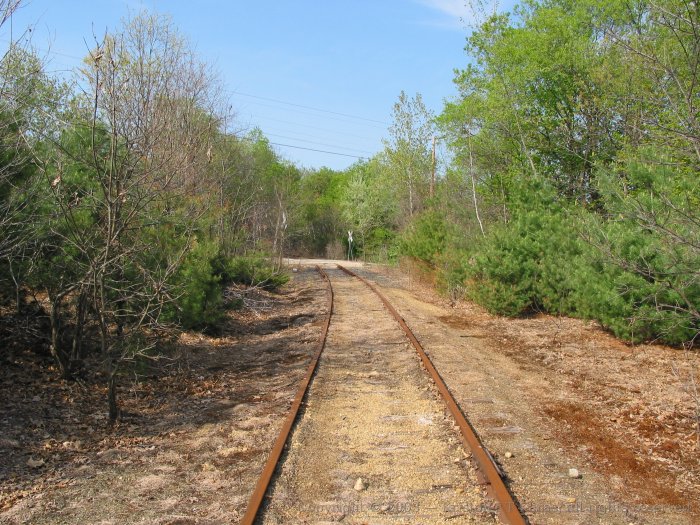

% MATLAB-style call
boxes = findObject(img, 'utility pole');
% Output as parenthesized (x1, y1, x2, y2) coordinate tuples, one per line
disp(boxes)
(430, 135, 436, 198)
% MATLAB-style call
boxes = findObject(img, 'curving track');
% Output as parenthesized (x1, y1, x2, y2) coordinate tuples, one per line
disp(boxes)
(241, 265, 526, 525)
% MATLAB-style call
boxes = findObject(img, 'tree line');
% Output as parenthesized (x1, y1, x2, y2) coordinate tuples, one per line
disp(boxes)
(0, 5, 440, 421)
(301, 0, 700, 347)
(0, 7, 319, 419)
(2, 0, 698, 422)
(434, 0, 699, 346)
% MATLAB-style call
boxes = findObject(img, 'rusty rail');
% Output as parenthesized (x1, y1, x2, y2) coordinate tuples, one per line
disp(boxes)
(240, 265, 333, 525)
(337, 264, 527, 525)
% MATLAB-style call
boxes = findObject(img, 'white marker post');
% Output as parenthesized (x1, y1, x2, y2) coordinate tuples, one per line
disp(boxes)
(347, 230, 353, 261)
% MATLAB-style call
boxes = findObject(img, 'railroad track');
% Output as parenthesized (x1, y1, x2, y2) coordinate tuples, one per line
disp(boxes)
(241, 265, 526, 525)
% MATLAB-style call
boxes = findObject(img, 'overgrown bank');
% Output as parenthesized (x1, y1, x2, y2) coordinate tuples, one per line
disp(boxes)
(2, 0, 699, 431)
(286, 0, 699, 347)
(348, 0, 700, 347)
(0, 8, 295, 420)
(425, 0, 700, 346)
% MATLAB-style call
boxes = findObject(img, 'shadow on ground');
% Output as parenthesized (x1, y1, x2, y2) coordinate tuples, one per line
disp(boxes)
(0, 267, 327, 523)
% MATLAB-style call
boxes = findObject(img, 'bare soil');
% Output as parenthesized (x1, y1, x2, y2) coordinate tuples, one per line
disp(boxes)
(2, 260, 698, 524)
(0, 267, 327, 524)
(364, 261, 699, 525)
(261, 269, 494, 524)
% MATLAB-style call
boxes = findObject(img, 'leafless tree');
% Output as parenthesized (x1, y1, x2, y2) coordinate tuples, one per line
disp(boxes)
(53, 12, 226, 420)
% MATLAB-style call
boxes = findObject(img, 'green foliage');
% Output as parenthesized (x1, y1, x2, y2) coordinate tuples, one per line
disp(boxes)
(407, 171, 698, 344)
(461, 182, 583, 316)
(1, 0, 697, 402)
(400, 210, 451, 267)
(340, 157, 398, 261)
(172, 241, 223, 330)
(364, 227, 399, 263)
(297, 168, 349, 256)
(577, 154, 700, 344)
(572, 226, 698, 345)
(427, 0, 700, 346)
(384, 91, 435, 221)
(212, 253, 289, 291)
(162, 246, 291, 332)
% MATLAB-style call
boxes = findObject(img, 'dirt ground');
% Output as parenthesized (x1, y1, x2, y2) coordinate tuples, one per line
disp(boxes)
(363, 261, 699, 525)
(261, 269, 493, 524)
(1, 261, 698, 524)
(0, 267, 327, 524)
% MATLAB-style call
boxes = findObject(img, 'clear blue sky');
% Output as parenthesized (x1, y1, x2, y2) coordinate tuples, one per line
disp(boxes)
(5, 0, 516, 170)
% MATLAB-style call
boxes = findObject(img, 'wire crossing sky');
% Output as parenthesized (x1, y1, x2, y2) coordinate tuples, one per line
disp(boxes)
(5, 0, 516, 170)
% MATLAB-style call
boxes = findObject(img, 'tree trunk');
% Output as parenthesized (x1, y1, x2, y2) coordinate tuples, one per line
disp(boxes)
(49, 296, 70, 379)
(14, 283, 21, 316)
(71, 290, 87, 362)
(8, 261, 22, 315)
(108, 361, 120, 423)
(408, 169, 415, 218)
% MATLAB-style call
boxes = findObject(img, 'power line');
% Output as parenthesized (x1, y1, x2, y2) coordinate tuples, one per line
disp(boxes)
(240, 136, 366, 159)
(256, 115, 377, 141)
(1, 38, 388, 127)
(0, 38, 84, 61)
(0, 39, 377, 162)
(264, 132, 373, 155)
(270, 142, 364, 159)
(237, 98, 387, 129)
(232, 91, 388, 126)
(263, 124, 376, 147)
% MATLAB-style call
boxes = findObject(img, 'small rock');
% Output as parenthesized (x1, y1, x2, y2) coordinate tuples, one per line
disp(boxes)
(453, 457, 461, 464)
(97, 448, 121, 460)
(568, 468, 581, 479)
(27, 457, 45, 468)
(62, 440, 83, 451)
(380, 505, 390, 512)
(504, 451, 513, 459)
(567, 497, 577, 504)
(354, 477, 367, 491)
(455, 487, 464, 494)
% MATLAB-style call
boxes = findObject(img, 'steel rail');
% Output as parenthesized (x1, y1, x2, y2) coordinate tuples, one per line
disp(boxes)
(240, 265, 333, 525)
(337, 264, 527, 525)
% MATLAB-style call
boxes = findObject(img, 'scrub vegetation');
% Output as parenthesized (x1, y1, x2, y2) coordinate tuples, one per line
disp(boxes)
(301, 0, 700, 348)
(1, 0, 698, 428)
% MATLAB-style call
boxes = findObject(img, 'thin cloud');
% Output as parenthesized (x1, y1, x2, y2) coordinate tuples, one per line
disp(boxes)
(417, 0, 471, 19)
(415, 0, 507, 30)
(412, 0, 474, 30)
